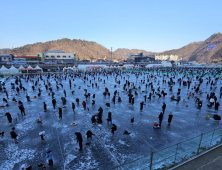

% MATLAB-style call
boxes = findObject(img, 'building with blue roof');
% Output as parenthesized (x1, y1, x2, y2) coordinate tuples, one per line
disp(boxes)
(44, 51, 65, 53)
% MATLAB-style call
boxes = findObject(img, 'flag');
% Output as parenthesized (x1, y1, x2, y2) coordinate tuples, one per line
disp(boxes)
(207, 45, 216, 51)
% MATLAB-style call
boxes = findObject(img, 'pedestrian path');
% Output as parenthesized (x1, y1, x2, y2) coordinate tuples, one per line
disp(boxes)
(171, 144, 222, 170)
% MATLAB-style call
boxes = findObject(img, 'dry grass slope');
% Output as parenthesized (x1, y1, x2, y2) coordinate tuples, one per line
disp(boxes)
(4, 33, 222, 62)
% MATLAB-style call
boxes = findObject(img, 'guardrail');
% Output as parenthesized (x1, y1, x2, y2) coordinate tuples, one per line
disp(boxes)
(114, 127, 222, 170)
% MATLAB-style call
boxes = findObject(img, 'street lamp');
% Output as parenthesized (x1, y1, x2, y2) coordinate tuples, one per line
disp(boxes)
(110, 47, 112, 66)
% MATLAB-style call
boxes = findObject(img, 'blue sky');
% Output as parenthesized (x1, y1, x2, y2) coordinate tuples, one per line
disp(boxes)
(1, 0, 221, 52)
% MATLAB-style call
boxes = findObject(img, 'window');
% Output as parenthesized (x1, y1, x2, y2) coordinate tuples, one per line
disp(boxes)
(57, 56, 60, 58)
(46, 55, 49, 58)
(51, 56, 55, 58)
(68, 56, 71, 58)
(4, 57, 6, 60)
(63, 56, 66, 58)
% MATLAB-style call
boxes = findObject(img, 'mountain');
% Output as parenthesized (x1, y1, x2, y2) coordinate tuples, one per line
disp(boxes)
(5, 38, 125, 61)
(114, 33, 222, 62)
(0, 48, 11, 54)
(159, 33, 222, 62)
(4, 33, 222, 62)
(113, 48, 154, 58)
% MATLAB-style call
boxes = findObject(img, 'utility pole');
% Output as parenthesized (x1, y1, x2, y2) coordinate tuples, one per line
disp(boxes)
(110, 47, 112, 66)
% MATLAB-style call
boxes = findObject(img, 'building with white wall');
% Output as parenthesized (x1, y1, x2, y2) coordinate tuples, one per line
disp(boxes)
(44, 51, 78, 63)
(155, 55, 179, 61)
(0, 54, 14, 63)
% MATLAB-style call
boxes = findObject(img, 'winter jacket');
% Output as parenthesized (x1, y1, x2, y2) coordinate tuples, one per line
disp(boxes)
(86, 130, 94, 138)
(111, 124, 117, 131)
(82, 101, 86, 108)
(46, 148, 53, 160)
(10, 130, 17, 139)
(158, 113, 163, 120)
(75, 132, 83, 142)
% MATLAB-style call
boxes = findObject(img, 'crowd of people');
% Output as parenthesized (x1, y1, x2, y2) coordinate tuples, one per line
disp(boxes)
(0, 66, 222, 168)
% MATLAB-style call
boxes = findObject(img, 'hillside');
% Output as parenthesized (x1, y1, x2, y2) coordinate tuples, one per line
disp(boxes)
(0, 48, 10, 54)
(4, 33, 222, 62)
(5, 38, 124, 61)
(114, 33, 222, 62)
(159, 33, 222, 62)
(113, 48, 154, 58)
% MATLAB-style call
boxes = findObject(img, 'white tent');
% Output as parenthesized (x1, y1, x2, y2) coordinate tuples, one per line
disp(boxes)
(27, 65, 33, 69)
(109, 66, 118, 69)
(77, 65, 108, 71)
(123, 64, 135, 69)
(34, 65, 43, 73)
(18, 65, 25, 70)
(0, 65, 9, 74)
(63, 67, 68, 72)
(72, 66, 77, 71)
(8, 65, 19, 74)
(35, 65, 43, 71)
(162, 61, 172, 67)
(145, 64, 162, 68)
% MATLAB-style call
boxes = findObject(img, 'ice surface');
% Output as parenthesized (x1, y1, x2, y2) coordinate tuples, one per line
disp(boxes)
(0, 70, 222, 169)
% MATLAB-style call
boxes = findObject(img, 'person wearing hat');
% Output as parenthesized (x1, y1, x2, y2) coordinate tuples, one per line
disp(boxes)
(111, 124, 117, 134)
(10, 127, 18, 144)
(45, 148, 53, 166)
(158, 112, 164, 127)
(5, 112, 12, 123)
(75, 132, 83, 151)
(162, 103, 166, 114)
(168, 112, 173, 125)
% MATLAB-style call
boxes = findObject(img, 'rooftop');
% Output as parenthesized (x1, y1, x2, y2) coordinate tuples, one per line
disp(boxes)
(44, 51, 65, 53)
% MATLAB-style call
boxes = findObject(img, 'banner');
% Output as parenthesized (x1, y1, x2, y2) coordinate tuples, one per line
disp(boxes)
(207, 45, 216, 51)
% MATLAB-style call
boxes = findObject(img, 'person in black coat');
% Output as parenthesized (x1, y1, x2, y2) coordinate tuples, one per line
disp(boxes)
(140, 102, 145, 111)
(58, 107, 63, 120)
(76, 98, 79, 105)
(12, 97, 17, 102)
(26, 95, 31, 102)
(97, 111, 103, 124)
(63, 90, 66, 97)
(5, 112, 12, 123)
(92, 100, 95, 106)
(3, 98, 8, 103)
(158, 112, 163, 126)
(61, 97, 67, 106)
(75, 132, 83, 151)
(111, 124, 117, 134)
(106, 111, 112, 123)
(19, 104, 26, 116)
(72, 102, 75, 113)
(98, 107, 103, 117)
(43, 102, 47, 112)
(162, 102, 166, 114)
(132, 97, 134, 105)
(168, 112, 173, 125)
(198, 100, 202, 109)
(86, 130, 94, 146)
(10, 127, 18, 144)
(91, 115, 97, 124)
(52, 98, 56, 109)
(215, 102, 220, 112)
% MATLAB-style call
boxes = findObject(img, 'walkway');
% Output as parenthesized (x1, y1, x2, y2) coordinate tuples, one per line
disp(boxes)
(171, 144, 222, 170)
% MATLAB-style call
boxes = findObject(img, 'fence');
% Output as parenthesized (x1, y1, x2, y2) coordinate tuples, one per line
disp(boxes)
(114, 126, 222, 170)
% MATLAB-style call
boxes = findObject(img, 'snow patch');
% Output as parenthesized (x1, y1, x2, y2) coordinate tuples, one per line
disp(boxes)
(65, 154, 77, 165)
(0, 144, 36, 170)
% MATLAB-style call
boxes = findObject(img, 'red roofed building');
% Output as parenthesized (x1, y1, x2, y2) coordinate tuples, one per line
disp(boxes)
(14, 55, 41, 63)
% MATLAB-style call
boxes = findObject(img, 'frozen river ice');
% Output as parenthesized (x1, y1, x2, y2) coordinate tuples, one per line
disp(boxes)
(0, 70, 222, 170)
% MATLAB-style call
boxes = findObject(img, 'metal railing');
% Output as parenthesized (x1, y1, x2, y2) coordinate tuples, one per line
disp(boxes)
(114, 127, 222, 170)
